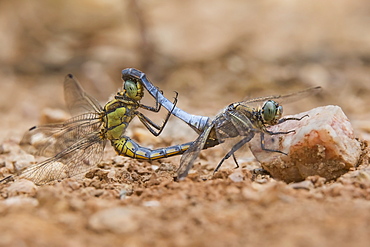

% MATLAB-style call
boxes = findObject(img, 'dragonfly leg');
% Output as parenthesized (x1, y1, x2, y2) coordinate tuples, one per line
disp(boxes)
(0, 175, 13, 183)
(112, 136, 193, 160)
(260, 132, 288, 155)
(214, 136, 253, 173)
(265, 129, 295, 136)
(232, 154, 240, 169)
(139, 91, 164, 112)
(136, 92, 179, 136)
(278, 114, 309, 124)
(139, 90, 178, 113)
(263, 115, 307, 152)
(122, 68, 211, 133)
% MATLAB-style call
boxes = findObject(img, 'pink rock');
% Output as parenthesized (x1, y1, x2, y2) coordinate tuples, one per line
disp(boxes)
(249, 105, 362, 183)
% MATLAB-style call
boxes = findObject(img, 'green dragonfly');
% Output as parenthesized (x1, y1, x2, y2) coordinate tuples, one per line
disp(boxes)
(15, 74, 202, 184)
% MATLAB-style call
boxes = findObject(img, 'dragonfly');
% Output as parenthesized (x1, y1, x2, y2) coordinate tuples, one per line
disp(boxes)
(13, 73, 205, 185)
(175, 86, 322, 180)
(120, 69, 321, 180)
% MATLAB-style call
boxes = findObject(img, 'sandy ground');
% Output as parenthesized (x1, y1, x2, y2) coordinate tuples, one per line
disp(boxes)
(1, 1, 370, 246)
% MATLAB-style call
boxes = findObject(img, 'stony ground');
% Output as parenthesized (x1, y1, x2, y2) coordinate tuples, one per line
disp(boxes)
(1, 1, 370, 247)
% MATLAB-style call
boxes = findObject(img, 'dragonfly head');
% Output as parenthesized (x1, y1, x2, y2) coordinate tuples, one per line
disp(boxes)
(261, 100, 283, 125)
(123, 79, 144, 101)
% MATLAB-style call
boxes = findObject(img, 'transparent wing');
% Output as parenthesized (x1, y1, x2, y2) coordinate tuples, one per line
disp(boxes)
(20, 113, 102, 157)
(64, 74, 103, 116)
(212, 110, 258, 170)
(229, 109, 262, 135)
(213, 111, 247, 141)
(241, 86, 322, 106)
(19, 133, 106, 185)
(177, 123, 214, 180)
(212, 113, 238, 142)
(213, 109, 259, 142)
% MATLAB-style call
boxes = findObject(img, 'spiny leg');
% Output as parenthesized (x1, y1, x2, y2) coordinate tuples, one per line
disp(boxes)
(260, 132, 294, 155)
(139, 88, 174, 113)
(214, 136, 253, 173)
(142, 88, 164, 112)
(232, 154, 239, 169)
(278, 114, 308, 124)
(260, 114, 308, 154)
(137, 92, 179, 136)
(122, 68, 211, 134)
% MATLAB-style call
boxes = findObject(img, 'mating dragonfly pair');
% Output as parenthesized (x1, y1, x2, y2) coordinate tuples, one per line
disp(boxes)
(4, 69, 320, 184)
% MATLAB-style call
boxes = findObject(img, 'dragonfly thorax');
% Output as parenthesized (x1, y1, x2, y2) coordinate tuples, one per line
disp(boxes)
(123, 79, 144, 101)
(261, 100, 283, 125)
(102, 91, 142, 141)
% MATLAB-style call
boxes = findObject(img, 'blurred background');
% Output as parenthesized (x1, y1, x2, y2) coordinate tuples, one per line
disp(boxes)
(0, 0, 369, 142)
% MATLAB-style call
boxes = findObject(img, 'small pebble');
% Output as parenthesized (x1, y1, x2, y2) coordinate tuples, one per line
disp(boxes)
(88, 207, 141, 234)
(143, 200, 161, 207)
(2, 196, 39, 207)
(288, 180, 314, 190)
(228, 170, 244, 182)
(6, 179, 38, 196)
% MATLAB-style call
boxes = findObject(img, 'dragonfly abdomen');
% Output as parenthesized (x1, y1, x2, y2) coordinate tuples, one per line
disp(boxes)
(111, 137, 192, 160)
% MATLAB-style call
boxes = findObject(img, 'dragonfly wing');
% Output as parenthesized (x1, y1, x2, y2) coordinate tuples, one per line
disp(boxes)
(64, 74, 103, 116)
(213, 113, 238, 142)
(20, 134, 106, 185)
(229, 110, 259, 136)
(20, 113, 102, 157)
(212, 110, 256, 170)
(241, 86, 322, 105)
(213, 110, 256, 143)
(177, 123, 214, 180)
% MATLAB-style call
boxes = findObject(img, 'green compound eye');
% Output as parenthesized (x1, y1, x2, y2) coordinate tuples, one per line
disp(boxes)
(262, 100, 276, 122)
(124, 80, 138, 99)
(262, 100, 282, 124)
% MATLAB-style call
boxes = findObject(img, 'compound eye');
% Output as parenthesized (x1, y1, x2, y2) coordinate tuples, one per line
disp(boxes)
(276, 105, 283, 119)
(262, 100, 277, 123)
(227, 103, 236, 111)
(124, 80, 138, 99)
